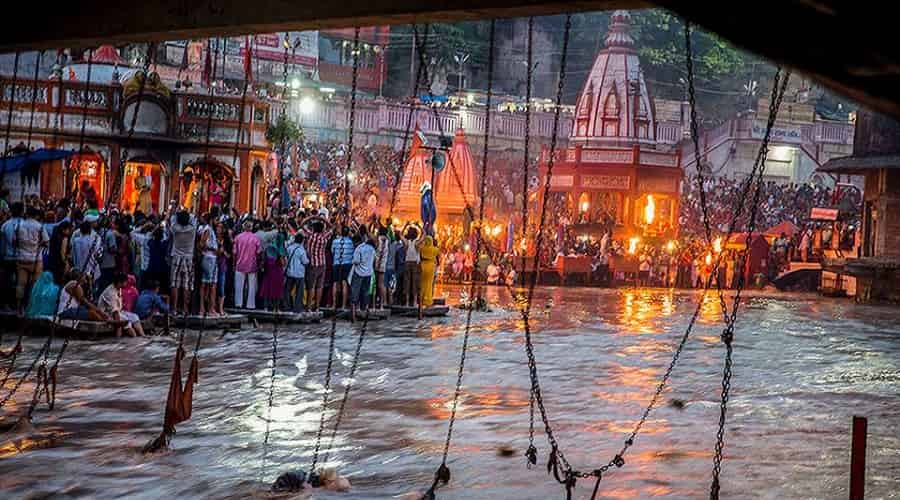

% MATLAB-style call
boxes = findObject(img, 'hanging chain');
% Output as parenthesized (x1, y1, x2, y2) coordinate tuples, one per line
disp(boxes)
(107, 43, 154, 208)
(321, 319, 368, 464)
(260, 319, 279, 474)
(387, 23, 429, 218)
(1, 51, 20, 184)
(24, 50, 44, 152)
(519, 13, 574, 477)
(421, 18, 497, 499)
(308, 28, 361, 476)
(709, 69, 791, 500)
(521, 16, 538, 468)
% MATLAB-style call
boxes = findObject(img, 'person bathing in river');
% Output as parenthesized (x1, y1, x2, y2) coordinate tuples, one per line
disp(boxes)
(99, 272, 145, 337)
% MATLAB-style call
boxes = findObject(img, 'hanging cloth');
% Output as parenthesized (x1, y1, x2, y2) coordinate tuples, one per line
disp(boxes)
(143, 342, 199, 453)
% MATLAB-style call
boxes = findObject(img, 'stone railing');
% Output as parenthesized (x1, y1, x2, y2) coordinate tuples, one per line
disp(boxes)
(292, 98, 576, 143)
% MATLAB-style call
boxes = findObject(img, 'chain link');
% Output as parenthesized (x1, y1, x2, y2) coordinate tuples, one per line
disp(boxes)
(521, 18, 537, 463)
(520, 13, 574, 475)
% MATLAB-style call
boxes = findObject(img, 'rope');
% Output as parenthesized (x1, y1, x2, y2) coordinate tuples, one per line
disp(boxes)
(422, 18, 496, 499)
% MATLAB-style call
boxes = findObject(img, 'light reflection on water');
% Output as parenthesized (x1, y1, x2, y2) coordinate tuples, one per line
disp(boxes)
(0, 286, 899, 499)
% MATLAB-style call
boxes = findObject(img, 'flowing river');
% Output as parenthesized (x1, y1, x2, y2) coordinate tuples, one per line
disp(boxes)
(1, 287, 899, 499)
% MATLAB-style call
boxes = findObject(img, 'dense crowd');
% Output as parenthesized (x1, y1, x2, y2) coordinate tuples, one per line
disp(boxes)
(0, 188, 453, 333)
(679, 176, 861, 237)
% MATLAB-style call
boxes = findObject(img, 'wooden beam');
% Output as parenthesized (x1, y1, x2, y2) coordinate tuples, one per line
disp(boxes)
(4, 0, 900, 118)
(3, 1, 642, 51)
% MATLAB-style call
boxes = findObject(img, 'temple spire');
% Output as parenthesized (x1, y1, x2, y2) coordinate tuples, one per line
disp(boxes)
(605, 10, 634, 49)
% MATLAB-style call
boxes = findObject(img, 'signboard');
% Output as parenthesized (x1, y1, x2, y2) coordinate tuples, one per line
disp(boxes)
(810, 207, 838, 221)
(549, 175, 574, 188)
(581, 174, 631, 190)
(240, 32, 319, 67)
(751, 121, 803, 144)
(637, 176, 678, 194)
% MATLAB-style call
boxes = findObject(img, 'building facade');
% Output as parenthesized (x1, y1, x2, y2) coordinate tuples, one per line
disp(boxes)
(0, 48, 274, 215)
(538, 10, 683, 239)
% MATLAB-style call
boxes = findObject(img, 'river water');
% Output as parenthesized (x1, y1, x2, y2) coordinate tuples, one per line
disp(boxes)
(1, 287, 899, 499)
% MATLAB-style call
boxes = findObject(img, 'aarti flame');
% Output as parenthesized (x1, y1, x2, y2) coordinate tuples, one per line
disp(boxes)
(713, 236, 723, 254)
(644, 195, 655, 225)
(628, 236, 640, 255)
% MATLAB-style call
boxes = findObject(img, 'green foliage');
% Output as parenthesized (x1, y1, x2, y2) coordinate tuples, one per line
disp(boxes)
(266, 113, 303, 146)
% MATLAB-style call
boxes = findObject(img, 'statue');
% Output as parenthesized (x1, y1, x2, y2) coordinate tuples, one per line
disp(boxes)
(133, 165, 153, 213)
(420, 181, 436, 237)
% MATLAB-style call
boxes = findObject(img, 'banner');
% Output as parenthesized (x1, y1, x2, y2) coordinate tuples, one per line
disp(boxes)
(240, 32, 318, 68)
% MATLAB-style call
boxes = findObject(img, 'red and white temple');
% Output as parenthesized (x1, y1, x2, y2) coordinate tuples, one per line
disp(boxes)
(392, 126, 478, 223)
(435, 128, 478, 220)
(539, 10, 682, 239)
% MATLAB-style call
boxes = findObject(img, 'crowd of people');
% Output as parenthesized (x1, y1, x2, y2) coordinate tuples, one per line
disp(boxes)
(0, 186, 457, 330)
(679, 176, 861, 237)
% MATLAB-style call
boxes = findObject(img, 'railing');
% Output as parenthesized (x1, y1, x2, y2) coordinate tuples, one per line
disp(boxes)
(816, 121, 853, 144)
(293, 99, 575, 143)
(0, 79, 50, 106)
(655, 122, 683, 144)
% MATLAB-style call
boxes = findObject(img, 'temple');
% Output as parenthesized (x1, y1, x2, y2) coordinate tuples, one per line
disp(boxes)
(435, 128, 478, 221)
(539, 10, 682, 239)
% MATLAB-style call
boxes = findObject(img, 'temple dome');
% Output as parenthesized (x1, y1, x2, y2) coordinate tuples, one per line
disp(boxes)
(570, 10, 657, 147)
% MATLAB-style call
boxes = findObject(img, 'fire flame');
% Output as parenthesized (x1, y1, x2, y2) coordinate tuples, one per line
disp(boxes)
(644, 195, 655, 225)
(713, 236, 723, 254)
(628, 236, 640, 255)
(705, 252, 712, 266)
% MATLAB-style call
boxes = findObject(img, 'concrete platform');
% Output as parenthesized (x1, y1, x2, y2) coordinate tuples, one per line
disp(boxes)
(320, 308, 391, 321)
(167, 314, 246, 329)
(225, 308, 322, 324)
(389, 305, 451, 317)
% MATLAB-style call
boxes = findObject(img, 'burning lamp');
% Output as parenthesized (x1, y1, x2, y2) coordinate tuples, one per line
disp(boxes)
(464, 243, 471, 252)
(628, 236, 640, 255)
(705, 253, 712, 266)
(644, 195, 656, 225)
(713, 236, 723, 254)
(580, 200, 589, 213)
(666, 240, 676, 253)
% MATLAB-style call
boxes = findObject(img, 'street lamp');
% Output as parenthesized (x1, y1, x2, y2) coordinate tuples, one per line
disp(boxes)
(453, 53, 469, 91)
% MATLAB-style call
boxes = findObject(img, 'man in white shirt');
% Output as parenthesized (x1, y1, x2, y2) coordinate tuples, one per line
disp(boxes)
(197, 213, 218, 316)
(98, 271, 144, 337)
(14, 206, 49, 313)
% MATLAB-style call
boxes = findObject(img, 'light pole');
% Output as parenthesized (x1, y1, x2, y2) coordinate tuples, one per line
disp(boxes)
(454, 52, 469, 92)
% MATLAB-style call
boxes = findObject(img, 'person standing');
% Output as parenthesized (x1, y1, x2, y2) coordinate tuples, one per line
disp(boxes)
(374, 227, 390, 310)
(71, 220, 102, 289)
(0, 202, 24, 310)
(301, 216, 332, 312)
(214, 221, 231, 315)
(233, 221, 262, 309)
(284, 232, 310, 312)
(169, 210, 197, 315)
(97, 217, 118, 295)
(330, 225, 354, 310)
(197, 213, 219, 316)
(259, 230, 287, 311)
(13, 206, 49, 313)
(418, 236, 439, 307)
(402, 227, 422, 307)
(349, 236, 376, 322)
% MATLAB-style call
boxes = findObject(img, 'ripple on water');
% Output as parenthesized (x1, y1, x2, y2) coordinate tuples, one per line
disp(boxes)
(1, 286, 899, 498)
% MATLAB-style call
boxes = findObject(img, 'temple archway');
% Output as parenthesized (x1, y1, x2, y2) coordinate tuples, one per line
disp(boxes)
(69, 150, 107, 209)
(180, 159, 234, 215)
(120, 156, 165, 215)
(249, 160, 267, 216)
